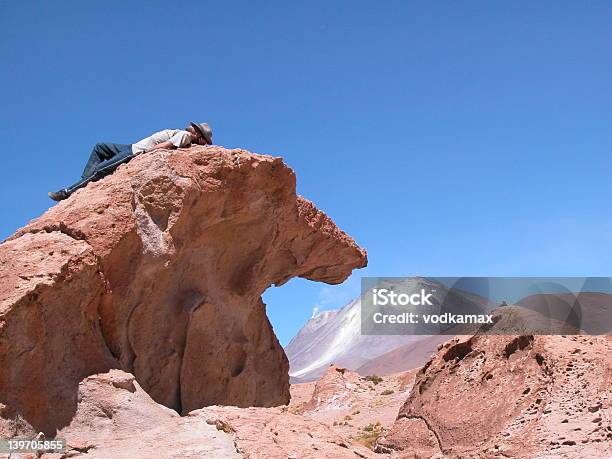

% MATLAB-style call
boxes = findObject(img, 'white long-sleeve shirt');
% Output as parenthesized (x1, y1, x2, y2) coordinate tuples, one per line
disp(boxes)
(131, 129, 192, 154)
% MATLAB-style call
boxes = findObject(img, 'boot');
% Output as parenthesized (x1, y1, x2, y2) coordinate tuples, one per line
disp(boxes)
(48, 189, 70, 201)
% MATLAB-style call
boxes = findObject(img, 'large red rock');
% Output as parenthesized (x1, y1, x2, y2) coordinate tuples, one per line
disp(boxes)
(0, 146, 366, 435)
(377, 333, 612, 458)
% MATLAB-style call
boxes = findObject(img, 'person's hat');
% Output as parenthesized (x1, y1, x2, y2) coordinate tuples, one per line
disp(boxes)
(189, 122, 213, 145)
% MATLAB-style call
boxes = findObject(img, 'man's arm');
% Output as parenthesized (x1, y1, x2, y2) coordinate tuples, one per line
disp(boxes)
(146, 140, 175, 152)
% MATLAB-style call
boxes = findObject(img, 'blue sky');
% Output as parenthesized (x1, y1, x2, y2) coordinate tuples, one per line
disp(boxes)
(1, 2, 610, 345)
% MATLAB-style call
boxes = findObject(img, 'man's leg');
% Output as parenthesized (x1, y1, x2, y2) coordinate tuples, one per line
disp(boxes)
(67, 144, 133, 193)
(89, 145, 136, 180)
(49, 143, 133, 201)
(81, 143, 131, 179)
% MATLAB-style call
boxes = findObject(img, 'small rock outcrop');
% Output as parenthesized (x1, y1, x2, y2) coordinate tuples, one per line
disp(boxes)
(377, 334, 612, 458)
(300, 366, 362, 413)
(0, 146, 366, 435)
(289, 365, 416, 453)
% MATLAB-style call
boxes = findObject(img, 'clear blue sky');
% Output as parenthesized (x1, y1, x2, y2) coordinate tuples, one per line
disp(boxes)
(1, 2, 610, 345)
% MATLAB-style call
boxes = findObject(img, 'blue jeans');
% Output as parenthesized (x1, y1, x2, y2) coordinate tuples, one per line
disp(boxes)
(65, 143, 135, 194)
(81, 143, 134, 179)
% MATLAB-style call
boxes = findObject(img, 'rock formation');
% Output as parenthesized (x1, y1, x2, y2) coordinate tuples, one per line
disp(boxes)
(376, 334, 612, 457)
(0, 145, 366, 435)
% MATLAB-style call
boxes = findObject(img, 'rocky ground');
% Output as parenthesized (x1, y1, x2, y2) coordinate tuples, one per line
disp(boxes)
(289, 366, 417, 452)
(24, 366, 412, 459)
(1, 146, 609, 458)
(0, 367, 397, 458)
(1, 335, 609, 458)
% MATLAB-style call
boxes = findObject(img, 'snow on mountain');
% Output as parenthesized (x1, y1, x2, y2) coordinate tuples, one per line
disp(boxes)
(285, 297, 418, 382)
(285, 277, 493, 382)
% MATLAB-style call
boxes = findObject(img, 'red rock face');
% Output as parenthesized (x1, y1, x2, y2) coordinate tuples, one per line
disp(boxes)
(0, 146, 366, 435)
(377, 334, 612, 457)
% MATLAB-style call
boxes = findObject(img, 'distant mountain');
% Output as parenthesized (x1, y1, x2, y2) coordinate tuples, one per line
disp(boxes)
(285, 298, 421, 382)
(285, 277, 493, 382)
(356, 334, 449, 376)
